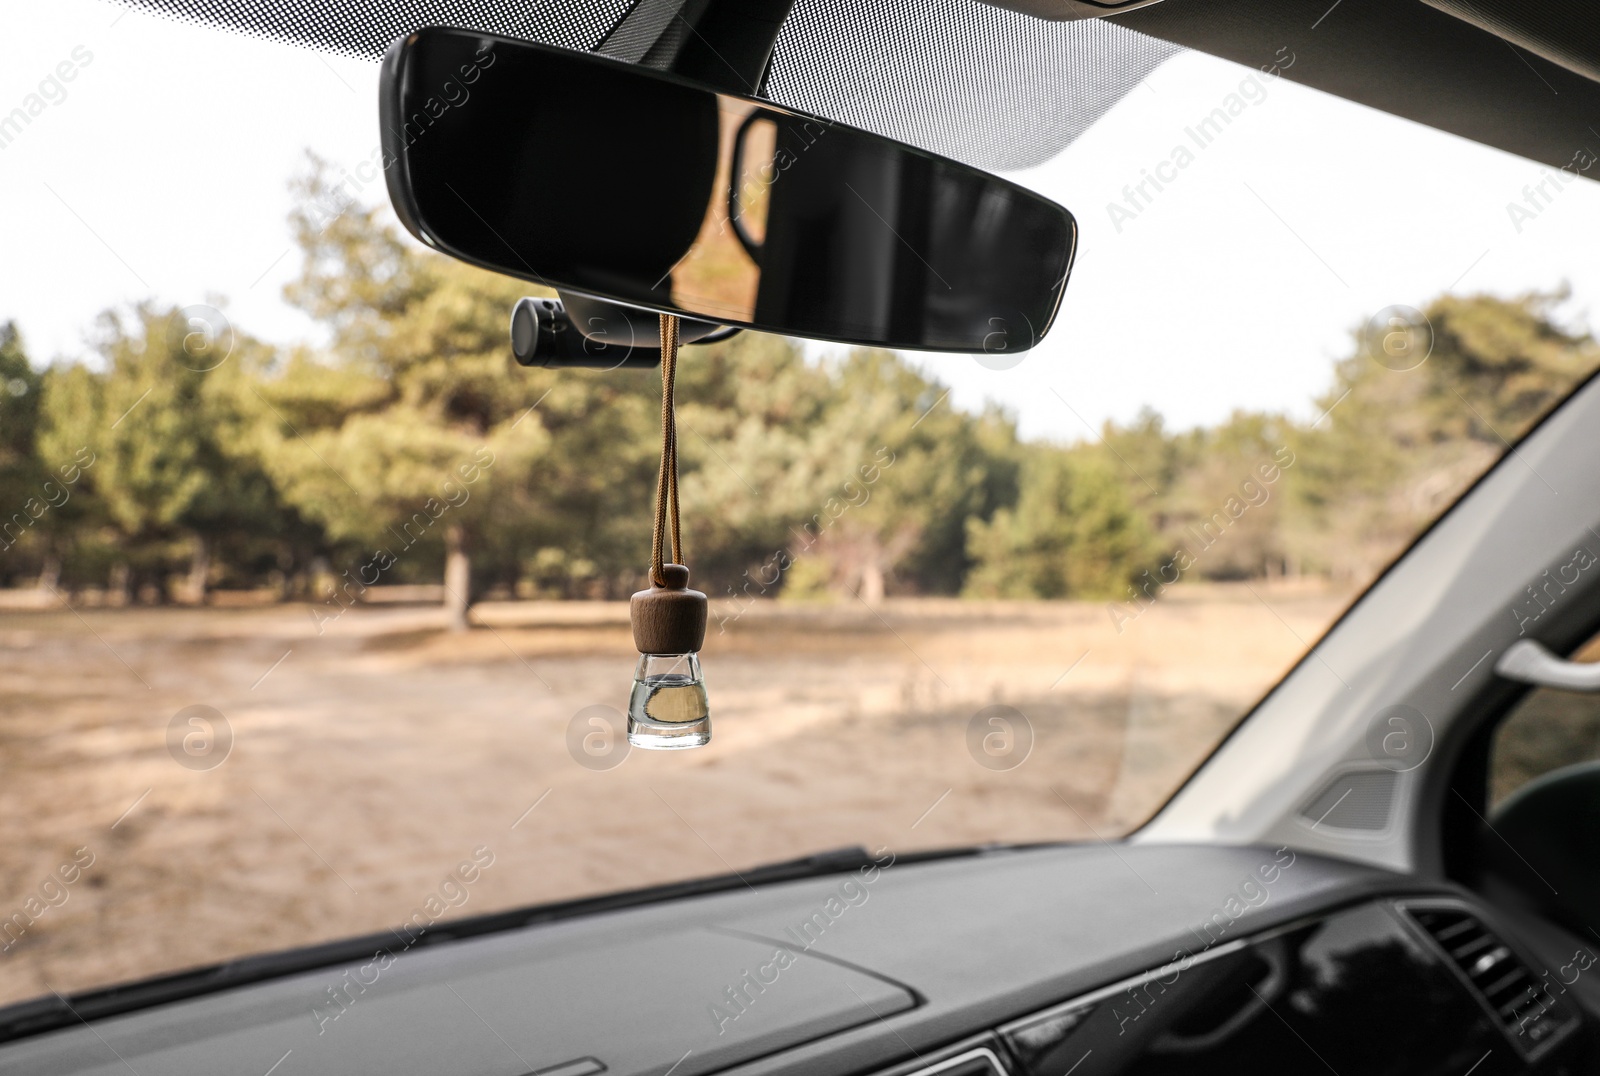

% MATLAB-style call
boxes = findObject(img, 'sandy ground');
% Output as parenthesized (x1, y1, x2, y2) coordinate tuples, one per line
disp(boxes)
(0, 584, 1350, 1007)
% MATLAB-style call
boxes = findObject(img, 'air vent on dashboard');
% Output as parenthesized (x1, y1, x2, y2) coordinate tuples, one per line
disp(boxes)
(1404, 904, 1577, 1052)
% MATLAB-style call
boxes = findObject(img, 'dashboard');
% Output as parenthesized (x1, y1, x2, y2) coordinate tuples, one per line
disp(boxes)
(989, 897, 1584, 1076)
(0, 844, 1591, 1076)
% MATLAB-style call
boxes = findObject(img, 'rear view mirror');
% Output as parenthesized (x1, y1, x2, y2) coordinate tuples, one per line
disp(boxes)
(380, 29, 1077, 353)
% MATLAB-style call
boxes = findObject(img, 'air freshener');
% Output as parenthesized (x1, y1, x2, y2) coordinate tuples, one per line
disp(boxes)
(628, 564, 709, 749)
(627, 315, 711, 749)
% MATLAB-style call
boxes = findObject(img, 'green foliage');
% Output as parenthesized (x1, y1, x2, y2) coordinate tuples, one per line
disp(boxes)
(0, 324, 44, 515)
(964, 445, 1155, 599)
(25, 307, 296, 597)
(0, 323, 51, 577)
(821, 351, 1020, 597)
(1289, 290, 1600, 579)
(32, 362, 105, 561)
(3, 159, 1595, 608)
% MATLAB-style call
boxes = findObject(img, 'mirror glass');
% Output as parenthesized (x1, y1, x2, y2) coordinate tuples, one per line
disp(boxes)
(380, 29, 1078, 353)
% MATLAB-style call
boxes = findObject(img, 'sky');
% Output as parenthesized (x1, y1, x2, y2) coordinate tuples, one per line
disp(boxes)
(2, 0, 1599, 440)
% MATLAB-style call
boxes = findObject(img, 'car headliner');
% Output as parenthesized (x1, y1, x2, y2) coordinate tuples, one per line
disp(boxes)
(1114, 0, 1600, 176)
(106, 0, 1600, 176)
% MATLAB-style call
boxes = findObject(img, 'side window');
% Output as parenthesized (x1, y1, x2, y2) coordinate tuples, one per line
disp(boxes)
(1481, 633, 1600, 933)
(1490, 634, 1600, 808)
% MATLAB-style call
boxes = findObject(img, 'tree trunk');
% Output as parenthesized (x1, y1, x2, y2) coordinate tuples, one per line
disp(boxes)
(37, 554, 61, 594)
(860, 558, 886, 607)
(109, 562, 131, 607)
(444, 523, 472, 633)
(187, 533, 211, 605)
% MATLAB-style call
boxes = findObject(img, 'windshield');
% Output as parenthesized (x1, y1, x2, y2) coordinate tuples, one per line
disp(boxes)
(3, 1, 1599, 1008)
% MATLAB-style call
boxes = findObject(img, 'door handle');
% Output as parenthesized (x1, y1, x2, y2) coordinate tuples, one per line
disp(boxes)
(1496, 639, 1600, 692)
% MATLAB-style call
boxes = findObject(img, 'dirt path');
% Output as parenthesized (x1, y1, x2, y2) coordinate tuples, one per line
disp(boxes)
(0, 586, 1347, 1005)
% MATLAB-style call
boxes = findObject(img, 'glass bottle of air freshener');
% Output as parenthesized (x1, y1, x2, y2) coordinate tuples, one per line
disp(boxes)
(627, 564, 710, 749)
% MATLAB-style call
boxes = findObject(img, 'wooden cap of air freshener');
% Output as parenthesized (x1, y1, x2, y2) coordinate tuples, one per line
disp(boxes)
(631, 564, 707, 655)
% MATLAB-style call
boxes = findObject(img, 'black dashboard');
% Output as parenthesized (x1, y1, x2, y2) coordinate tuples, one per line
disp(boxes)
(0, 843, 1592, 1076)
(992, 897, 1584, 1076)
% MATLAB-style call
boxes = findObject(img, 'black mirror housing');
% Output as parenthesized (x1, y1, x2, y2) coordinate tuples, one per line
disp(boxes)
(380, 29, 1077, 354)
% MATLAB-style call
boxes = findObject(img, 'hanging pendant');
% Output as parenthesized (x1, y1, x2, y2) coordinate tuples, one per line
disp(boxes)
(628, 563, 710, 749)
(628, 314, 709, 749)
